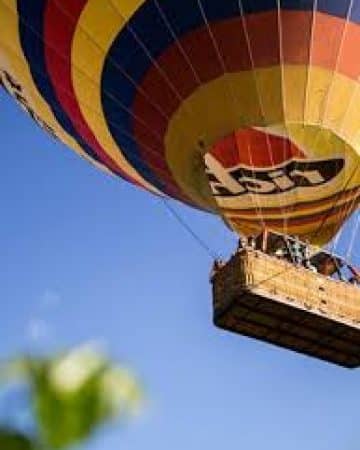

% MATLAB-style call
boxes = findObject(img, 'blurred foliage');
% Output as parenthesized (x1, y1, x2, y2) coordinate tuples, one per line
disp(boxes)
(0, 345, 142, 450)
(0, 428, 36, 450)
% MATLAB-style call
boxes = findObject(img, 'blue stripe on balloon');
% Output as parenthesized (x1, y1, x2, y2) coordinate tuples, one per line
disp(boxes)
(16, 0, 107, 167)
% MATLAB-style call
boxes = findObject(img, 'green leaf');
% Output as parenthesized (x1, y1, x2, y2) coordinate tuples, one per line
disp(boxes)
(0, 428, 37, 450)
(0, 346, 142, 449)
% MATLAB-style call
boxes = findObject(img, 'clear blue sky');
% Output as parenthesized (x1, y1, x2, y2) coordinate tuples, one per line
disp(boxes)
(1, 89, 360, 450)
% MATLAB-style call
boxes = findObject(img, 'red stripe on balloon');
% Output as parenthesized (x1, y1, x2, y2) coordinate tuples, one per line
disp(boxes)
(43, 0, 143, 187)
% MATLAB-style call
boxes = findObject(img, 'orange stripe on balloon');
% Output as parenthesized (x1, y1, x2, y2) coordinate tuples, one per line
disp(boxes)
(220, 187, 359, 217)
(228, 199, 359, 228)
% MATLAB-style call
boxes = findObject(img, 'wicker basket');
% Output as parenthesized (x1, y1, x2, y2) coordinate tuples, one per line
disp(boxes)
(212, 249, 360, 368)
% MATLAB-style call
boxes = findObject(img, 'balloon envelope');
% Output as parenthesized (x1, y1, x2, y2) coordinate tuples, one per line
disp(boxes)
(1, 0, 359, 245)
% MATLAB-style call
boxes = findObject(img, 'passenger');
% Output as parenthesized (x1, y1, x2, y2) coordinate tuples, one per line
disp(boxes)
(210, 259, 224, 280)
(318, 257, 336, 277)
(350, 276, 360, 286)
(292, 237, 303, 266)
(236, 239, 243, 252)
(304, 259, 317, 273)
(338, 272, 346, 283)
(237, 236, 248, 252)
(302, 241, 316, 271)
(303, 241, 311, 260)
(248, 235, 257, 250)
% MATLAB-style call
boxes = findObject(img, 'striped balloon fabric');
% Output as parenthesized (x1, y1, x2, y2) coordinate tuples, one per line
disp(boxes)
(1, 0, 359, 245)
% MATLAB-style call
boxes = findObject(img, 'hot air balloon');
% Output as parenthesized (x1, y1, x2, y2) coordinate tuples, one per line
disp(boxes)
(1, 0, 360, 366)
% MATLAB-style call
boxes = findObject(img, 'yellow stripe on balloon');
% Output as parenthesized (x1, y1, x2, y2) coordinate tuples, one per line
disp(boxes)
(338, 87, 360, 154)
(110, 0, 146, 19)
(0, 0, 110, 173)
(281, 65, 308, 123)
(253, 66, 284, 125)
(71, 0, 161, 195)
(165, 71, 266, 209)
(304, 67, 360, 161)
(322, 73, 356, 132)
(0, 0, 17, 15)
(165, 65, 360, 211)
(303, 66, 334, 126)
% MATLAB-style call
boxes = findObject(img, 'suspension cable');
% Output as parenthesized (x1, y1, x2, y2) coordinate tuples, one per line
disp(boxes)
(160, 197, 221, 261)
(346, 211, 360, 261)
(328, 224, 343, 255)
